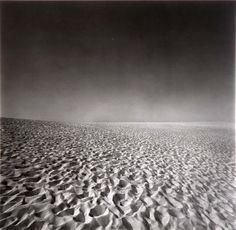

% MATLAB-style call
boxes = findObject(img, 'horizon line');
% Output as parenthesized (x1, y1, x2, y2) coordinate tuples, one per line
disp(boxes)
(0, 116, 234, 124)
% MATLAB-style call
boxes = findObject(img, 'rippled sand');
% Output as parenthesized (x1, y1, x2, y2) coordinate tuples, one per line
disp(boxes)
(0, 118, 235, 230)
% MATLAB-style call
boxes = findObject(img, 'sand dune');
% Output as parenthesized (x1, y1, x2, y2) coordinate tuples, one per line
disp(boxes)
(0, 118, 235, 229)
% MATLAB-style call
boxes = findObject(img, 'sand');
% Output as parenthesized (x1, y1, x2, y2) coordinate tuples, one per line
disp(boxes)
(0, 118, 235, 230)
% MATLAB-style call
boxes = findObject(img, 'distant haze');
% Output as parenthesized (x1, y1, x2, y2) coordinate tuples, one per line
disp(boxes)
(1, 2, 235, 122)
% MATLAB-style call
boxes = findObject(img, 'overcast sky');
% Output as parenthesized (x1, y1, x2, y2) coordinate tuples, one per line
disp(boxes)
(1, 2, 235, 122)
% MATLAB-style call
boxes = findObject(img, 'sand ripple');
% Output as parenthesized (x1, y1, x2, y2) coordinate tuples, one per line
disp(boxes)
(0, 118, 235, 229)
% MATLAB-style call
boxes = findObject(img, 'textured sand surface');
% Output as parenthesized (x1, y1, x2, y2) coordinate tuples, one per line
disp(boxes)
(0, 118, 235, 230)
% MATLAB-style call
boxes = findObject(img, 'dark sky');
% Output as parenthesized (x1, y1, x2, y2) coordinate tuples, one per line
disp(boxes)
(1, 1, 235, 122)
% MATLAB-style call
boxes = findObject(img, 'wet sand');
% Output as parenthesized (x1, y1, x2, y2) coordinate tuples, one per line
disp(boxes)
(0, 118, 235, 229)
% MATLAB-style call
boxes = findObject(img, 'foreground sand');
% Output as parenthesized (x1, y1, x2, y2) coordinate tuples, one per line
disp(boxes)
(0, 118, 235, 230)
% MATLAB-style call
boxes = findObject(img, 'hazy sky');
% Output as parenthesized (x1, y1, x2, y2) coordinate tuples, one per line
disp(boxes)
(1, 2, 235, 122)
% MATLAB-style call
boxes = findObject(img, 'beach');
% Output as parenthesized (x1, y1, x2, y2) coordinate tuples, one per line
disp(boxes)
(0, 118, 235, 230)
